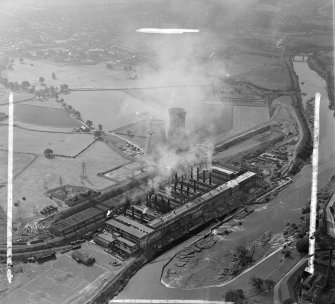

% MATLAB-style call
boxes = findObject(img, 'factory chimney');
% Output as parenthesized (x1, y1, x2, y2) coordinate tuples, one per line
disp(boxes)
(145, 119, 167, 157)
(167, 108, 190, 153)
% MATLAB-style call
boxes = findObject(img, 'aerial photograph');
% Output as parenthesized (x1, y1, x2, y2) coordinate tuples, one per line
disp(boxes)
(0, 0, 334, 303)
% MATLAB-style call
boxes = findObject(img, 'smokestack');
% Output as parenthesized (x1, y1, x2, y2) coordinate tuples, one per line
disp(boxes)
(187, 184, 190, 196)
(154, 195, 158, 209)
(203, 171, 205, 183)
(209, 172, 212, 185)
(191, 166, 193, 179)
(167, 108, 190, 153)
(197, 167, 199, 180)
(180, 180, 183, 193)
(174, 180, 177, 191)
(145, 119, 167, 157)
(132, 206, 135, 220)
(193, 180, 196, 192)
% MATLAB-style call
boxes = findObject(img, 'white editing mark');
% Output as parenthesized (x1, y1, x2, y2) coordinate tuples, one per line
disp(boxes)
(7, 91, 13, 283)
(306, 92, 321, 275)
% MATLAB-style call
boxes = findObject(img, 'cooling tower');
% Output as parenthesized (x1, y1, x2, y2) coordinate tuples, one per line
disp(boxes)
(167, 107, 190, 153)
(145, 119, 167, 156)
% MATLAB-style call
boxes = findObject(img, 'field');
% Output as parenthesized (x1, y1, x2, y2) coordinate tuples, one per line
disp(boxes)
(14, 104, 80, 129)
(0, 243, 131, 304)
(0, 141, 128, 219)
(213, 105, 270, 144)
(213, 130, 284, 161)
(0, 126, 93, 156)
(231, 105, 270, 131)
(4, 59, 135, 89)
(0, 89, 35, 106)
(104, 162, 143, 183)
(223, 54, 292, 90)
(0, 151, 36, 184)
(63, 91, 143, 131)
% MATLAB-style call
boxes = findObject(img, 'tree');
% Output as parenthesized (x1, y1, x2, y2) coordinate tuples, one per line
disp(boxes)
(264, 279, 275, 291)
(44, 148, 54, 159)
(296, 238, 309, 253)
(39, 77, 45, 83)
(98, 124, 103, 131)
(93, 130, 102, 138)
(86, 120, 93, 128)
(224, 289, 245, 303)
(21, 81, 30, 90)
(250, 275, 264, 292)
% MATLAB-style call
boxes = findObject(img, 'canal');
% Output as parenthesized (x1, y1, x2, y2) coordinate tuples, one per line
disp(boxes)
(114, 58, 335, 301)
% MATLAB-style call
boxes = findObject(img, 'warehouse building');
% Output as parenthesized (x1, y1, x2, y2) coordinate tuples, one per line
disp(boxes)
(106, 218, 153, 248)
(93, 232, 116, 248)
(114, 236, 138, 255)
(211, 165, 238, 184)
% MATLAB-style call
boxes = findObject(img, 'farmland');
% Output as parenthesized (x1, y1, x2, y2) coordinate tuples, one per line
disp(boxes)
(14, 103, 80, 129)
(0, 151, 36, 184)
(0, 126, 93, 156)
(0, 140, 128, 220)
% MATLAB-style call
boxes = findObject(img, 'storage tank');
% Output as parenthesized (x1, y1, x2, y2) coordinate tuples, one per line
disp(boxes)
(167, 107, 190, 153)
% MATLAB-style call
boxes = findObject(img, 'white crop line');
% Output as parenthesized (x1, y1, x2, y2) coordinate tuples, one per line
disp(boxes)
(7, 91, 14, 283)
(306, 92, 321, 275)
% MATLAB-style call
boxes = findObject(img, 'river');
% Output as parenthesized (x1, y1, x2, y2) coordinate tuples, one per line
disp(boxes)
(113, 58, 335, 301)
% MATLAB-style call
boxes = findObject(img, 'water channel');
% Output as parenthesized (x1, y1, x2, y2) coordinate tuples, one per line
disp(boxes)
(114, 58, 335, 301)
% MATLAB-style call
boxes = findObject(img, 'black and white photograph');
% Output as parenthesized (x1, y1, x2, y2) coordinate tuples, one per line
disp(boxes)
(0, 0, 334, 303)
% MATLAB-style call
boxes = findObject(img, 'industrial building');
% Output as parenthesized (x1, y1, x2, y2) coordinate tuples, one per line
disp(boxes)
(211, 165, 238, 184)
(49, 207, 105, 237)
(49, 161, 257, 258)
(125, 205, 161, 224)
(106, 218, 153, 248)
(93, 232, 116, 248)
(102, 166, 257, 255)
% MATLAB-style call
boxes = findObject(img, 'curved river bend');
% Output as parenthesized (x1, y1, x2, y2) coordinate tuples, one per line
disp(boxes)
(114, 58, 335, 301)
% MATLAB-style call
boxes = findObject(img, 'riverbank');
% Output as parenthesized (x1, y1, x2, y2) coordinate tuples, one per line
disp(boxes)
(307, 52, 334, 114)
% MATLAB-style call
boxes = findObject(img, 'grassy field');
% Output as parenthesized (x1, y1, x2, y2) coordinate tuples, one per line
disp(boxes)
(0, 89, 35, 106)
(14, 103, 80, 129)
(232, 105, 270, 131)
(224, 54, 292, 90)
(0, 126, 93, 156)
(4, 59, 134, 89)
(64, 91, 143, 131)
(0, 151, 36, 184)
(104, 162, 143, 183)
(0, 141, 128, 219)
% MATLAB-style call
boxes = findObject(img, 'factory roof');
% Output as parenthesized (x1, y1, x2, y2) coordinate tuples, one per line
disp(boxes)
(115, 215, 154, 234)
(132, 205, 161, 218)
(148, 171, 257, 229)
(106, 219, 149, 240)
(94, 232, 116, 244)
(235, 172, 257, 182)
(212, 165, 236, 175)
(116, 236, 138, 248)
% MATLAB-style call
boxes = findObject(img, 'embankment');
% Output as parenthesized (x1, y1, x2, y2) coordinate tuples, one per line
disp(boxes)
(285, 56, 313, 174)
(307, 52, 334, 112)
